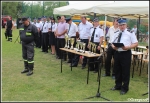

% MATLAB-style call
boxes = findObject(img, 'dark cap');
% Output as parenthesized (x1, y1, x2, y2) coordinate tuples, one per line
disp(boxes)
(57, 16, 61, 20)
(21, 17, 28, 21)
(38, 17, 41, 20)
(49, 16, 53, 19)
(51, 17, 55, 21)
(65, 17, 71, 23)
(93, 18, 99, 22)
(33, 17, 37, 20)
(117, 18, 127, 25)
(42, 16, 46, 19)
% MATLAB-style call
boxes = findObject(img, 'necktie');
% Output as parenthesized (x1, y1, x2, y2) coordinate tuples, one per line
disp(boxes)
(67, 24, 71, 34)
(51, 23, 53, 31)
(42, 22, 45, 31)
(117, 32, 122, 43)
(90, 28, 96, 42)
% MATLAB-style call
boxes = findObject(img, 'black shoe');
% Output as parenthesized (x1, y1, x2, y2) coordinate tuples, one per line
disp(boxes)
(102, 74, 110, 77)
(26, 70, 33, 76)
(41, 51, 45, 52)
(112, 76, 115, 79)
(82, 65, 86, 69)
(67, 60, 72, 63)
(111, 87, 121, 91)
(93, 71, 98, 73)
(21, 69, 29, 73)
(70, 64, 77, 67)
(120, 90, 127, 95)
(45, 51, 48, 53)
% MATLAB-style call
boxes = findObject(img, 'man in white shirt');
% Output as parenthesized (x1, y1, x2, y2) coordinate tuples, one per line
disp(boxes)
(41, 16, 50, 53)
(103, 18, 119, 78)
(65, 17, 78, 63)
(131, 25, 137, 34)
(71, 15, 93, 69)
(88, 18, 104, 73)
(111, 18, 138, 95)
(36, 17, 43, 48)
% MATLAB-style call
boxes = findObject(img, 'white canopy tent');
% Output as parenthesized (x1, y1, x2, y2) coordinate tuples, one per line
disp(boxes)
(53, 1, 113, 15)
(95, 1, 149, 19)
(53, 1, 149, 19)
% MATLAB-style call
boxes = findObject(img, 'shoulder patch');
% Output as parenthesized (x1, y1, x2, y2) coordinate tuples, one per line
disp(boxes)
(114, 30, 119, 33)
(130, 31, 133, 33)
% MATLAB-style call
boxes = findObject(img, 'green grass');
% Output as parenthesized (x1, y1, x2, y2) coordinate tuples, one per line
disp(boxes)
(2, 28, 149, 102)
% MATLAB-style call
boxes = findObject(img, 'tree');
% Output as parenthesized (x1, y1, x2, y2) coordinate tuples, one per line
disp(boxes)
(2, 1, 23, 19)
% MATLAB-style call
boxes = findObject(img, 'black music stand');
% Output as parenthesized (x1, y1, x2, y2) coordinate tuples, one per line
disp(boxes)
(85, 53, 111, 101)
(142, 92, 148, 96)
(14, 34, 21, 44)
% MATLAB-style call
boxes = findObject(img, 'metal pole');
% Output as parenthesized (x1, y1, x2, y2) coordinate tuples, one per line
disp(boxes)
(31, 2, 33, 20)
(94, 13, 96, 19)
(137, 16, 140, 41)
(43, 1, 44, 16)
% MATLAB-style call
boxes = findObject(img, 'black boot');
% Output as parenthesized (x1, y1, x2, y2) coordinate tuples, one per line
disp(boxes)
(21, 69, 29, 73)
(26, 70, 33, 76)
(21, 61, 29, 73)
(27, 63, 34, 76)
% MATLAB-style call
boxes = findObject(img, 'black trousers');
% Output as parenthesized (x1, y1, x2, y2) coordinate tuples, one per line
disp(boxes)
(35, 31, 41, 48)
(105, 43, 115, 76)
(42, 32, 49, 52)
(89, 42, 100, 71)
(39, 31, 42, 48)
(68, 36, 76, 61)
(6, 28, 12, 41)
(57, 38, 66, 60)
(22, 41, 34, 70)
(55, 38, 59, 57)
(114, 50, 131, 92)
(72, 39, 89, 66)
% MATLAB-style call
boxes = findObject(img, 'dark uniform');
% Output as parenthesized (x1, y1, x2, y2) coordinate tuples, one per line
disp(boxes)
(111, 18, 138, 95)
(6, 19, 13, 41)
(20, 17, 38, 76)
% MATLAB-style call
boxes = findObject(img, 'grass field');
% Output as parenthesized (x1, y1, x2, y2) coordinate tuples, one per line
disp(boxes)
(1, 28, 149, 102)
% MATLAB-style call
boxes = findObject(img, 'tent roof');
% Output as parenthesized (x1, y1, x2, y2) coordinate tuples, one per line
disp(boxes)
(53, 1, 149, 19)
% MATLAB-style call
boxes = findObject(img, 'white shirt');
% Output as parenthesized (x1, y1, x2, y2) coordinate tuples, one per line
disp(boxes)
(67, 22, 78, 37)
(112, 29, 138, 51)
(48, 22, 57, 32)
(106, 26, 119, 43)
(78, 21, 93, 39)
(90, 26, 104, 43)
(36, 22, 43, 31)
(41, 22, 50, 33)
(32, 22, 38, 28)
(131, 27, 137, 34)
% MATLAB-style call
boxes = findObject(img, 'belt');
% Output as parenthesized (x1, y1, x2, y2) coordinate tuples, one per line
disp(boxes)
(70, 36, 76, 38)
(80, 39, 88, 40)
(116, 50, 131, 53)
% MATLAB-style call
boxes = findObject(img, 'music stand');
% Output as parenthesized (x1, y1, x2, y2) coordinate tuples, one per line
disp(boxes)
(142, 92, 148, 96)
(14, 34, 21, 43)
(85, 52, 111, 101)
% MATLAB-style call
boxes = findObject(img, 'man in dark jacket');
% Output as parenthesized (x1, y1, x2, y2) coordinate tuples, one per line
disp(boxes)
(19, 17, 38, 76)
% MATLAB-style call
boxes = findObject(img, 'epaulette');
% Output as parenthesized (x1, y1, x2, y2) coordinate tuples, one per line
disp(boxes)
(99, 26, 102, 29)
(130, 31, 133, 33)
(114, 30, 119, 33)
